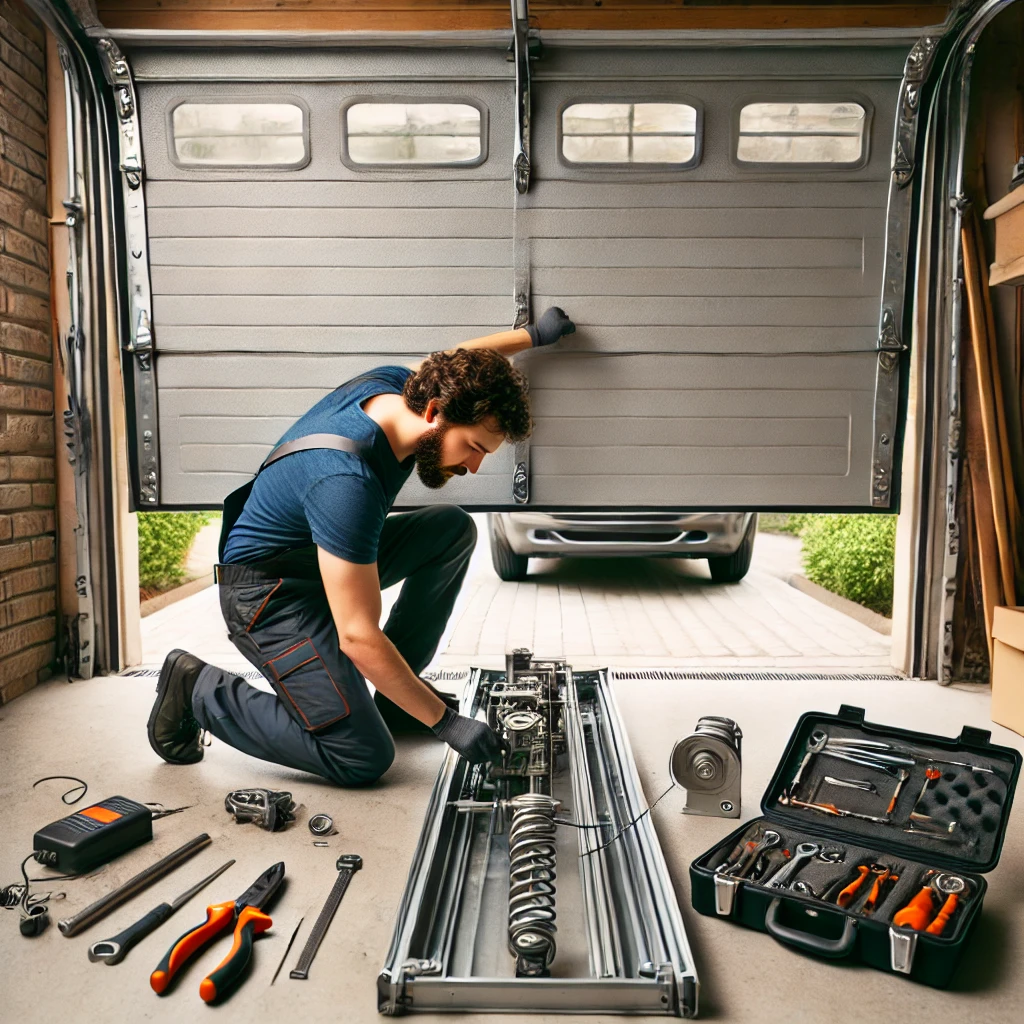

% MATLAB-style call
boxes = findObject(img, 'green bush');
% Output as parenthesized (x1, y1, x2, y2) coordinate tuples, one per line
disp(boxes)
(800, 514, 897, 617)
(137, 512, 212, 589)
(758, 513, 810, 536)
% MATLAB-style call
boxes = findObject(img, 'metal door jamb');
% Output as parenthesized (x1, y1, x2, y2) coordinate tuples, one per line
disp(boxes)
(870, 33, 942, 508)
(510, 0, 536, 503)
(95, 37, 160, 507)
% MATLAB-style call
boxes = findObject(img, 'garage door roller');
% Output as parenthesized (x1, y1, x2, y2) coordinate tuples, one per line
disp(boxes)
(670, 716, 742, 818)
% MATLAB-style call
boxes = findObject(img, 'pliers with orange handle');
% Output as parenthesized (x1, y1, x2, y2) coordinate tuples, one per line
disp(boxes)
(151, 861, 285, 1003)
(835, 862, 887, 909)
(893, 871, 966, 935)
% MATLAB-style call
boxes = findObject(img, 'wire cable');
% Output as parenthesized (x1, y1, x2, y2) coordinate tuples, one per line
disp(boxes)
(32, 776, 87, 804)
(555, 782, 677, 857)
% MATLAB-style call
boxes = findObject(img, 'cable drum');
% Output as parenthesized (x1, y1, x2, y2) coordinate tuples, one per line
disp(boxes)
(670, 716, 743, 818)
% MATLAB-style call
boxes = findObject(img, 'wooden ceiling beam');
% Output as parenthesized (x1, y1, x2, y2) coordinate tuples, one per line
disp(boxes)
(96, 1, 951, 33)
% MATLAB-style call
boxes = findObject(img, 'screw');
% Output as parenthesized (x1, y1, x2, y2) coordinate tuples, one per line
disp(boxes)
(720, 801, 734, 813)
(880, 434, 890, 445)
(694, 758, 717, 780)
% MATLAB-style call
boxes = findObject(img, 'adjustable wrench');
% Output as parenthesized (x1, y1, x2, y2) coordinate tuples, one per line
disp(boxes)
(764, 842, 821, 889)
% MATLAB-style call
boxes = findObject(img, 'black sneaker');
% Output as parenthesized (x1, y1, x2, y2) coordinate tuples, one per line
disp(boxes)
(147, 649, 207, 765)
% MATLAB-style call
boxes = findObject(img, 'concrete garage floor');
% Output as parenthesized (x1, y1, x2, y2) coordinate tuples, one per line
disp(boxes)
(3, 524, 1019, 1023)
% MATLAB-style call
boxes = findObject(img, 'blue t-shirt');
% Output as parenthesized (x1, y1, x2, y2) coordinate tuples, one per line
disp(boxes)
(222, 366, 415, 565)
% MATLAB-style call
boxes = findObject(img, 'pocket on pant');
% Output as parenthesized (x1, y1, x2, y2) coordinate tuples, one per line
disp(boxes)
(265, 638, 350, 733)
(222, 580, 282, 640)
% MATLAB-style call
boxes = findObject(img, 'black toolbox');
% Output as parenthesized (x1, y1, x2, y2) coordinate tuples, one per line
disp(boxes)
(689, 705, 1021, 987)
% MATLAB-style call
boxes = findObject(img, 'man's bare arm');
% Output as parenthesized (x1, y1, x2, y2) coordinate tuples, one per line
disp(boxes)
(317, 546, 445, 726)
(406, 327, 532, 370)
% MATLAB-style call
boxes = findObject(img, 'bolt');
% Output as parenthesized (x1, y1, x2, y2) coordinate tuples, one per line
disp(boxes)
(720, 801, 734, 813)
(694, 758, 717, 780)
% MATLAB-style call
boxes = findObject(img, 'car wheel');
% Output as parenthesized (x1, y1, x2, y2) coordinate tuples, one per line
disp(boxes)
(707, 514, 758, 583)
(488, 514, 529, 581)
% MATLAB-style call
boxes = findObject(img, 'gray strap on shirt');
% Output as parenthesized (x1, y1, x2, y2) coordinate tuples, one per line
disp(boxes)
(259, 433, 366, 475)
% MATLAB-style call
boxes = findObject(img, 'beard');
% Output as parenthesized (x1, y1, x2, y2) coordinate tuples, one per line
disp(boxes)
(414, 422, 467, 489)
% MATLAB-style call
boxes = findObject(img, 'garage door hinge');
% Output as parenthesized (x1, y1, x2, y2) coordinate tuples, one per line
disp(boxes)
(510, 0, 534, 195)
(876, 306, 906, 374)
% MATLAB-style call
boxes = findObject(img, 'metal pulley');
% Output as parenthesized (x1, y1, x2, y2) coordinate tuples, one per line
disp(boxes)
(670, 716, 742, 818)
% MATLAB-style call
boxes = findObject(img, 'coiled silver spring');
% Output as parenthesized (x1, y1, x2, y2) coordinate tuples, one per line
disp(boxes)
(507, 793, 559, 976)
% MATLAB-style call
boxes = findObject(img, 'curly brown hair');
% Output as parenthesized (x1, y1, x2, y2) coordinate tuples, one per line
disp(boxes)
(403, 349, 532, 442)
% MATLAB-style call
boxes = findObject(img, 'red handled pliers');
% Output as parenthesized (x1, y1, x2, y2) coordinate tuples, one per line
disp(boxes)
(150, 861, 285, 1002)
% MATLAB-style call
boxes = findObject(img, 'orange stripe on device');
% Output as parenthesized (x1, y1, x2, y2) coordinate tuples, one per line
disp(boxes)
(80, 805, 122, 823)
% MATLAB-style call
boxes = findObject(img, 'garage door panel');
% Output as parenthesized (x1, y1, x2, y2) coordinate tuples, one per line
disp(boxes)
(145, 179, 513, 209)
(156, 326, 502, 354)
(151, 266, 509, 298)
(129, 42, 906, 511)
(147, 207, 512, 239)
(533, 296, 878, 328)
(150, 237, 511, 268)
(532, 267, 879, 299)
(153, 295, 508, 328)
(535, 446, 849, 478)
(530, 388, 857, 419)
(532, 416, 850, 449)
(530, 237, 865, 270)
(527, 179, 887, 210)
(522, 208, 881, 240)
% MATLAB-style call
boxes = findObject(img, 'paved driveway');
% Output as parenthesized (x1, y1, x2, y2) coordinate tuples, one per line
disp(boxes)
(141, 516, 892, 675)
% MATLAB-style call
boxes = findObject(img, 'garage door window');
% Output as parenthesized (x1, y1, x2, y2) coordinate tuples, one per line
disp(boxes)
(343, 102, 484, 166)
(170, 102, 308, 167)
(737, 101, 867, 165)
(561, 102, 699, 166)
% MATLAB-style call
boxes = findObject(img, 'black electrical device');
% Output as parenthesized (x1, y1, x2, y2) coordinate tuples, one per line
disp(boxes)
(32, 796, 153, 874)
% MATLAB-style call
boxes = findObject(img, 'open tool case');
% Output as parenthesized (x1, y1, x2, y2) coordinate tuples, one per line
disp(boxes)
(689, 706, 1021, 986)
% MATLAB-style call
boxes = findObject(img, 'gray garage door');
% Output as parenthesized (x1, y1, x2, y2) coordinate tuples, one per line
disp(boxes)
(125, 40, 910, 510)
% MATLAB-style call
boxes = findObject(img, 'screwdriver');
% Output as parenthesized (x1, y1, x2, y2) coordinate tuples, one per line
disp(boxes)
(88, 860, 235, 965)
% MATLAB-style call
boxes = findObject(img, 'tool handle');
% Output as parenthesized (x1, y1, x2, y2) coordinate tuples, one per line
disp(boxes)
(836, 866, 869, 908)
(199, 906, 272, 1003)
(150, 901, 235, 994)
(892, 887, 936, 931)
(91, 903, 174, 965)
(925, 893, 958, 936)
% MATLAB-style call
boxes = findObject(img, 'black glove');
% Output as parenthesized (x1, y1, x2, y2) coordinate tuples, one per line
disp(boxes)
(526, 306, 576, 347)
(431, 708, 506, 765)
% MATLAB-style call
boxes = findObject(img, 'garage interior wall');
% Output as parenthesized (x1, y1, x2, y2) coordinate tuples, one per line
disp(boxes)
(951, 0, 1024, 681)
(0, 0, 60, 705)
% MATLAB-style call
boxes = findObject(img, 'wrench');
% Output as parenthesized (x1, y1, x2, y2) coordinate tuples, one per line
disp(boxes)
(721, 829, 781, 878)
(764, 842, 821, 889)
(788, 732, 827, 798)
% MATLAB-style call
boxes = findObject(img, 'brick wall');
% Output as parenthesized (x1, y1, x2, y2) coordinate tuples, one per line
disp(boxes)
(1, 0, 57, 704)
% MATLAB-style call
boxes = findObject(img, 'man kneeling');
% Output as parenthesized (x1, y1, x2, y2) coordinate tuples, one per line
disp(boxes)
(146, 310, 575, 785)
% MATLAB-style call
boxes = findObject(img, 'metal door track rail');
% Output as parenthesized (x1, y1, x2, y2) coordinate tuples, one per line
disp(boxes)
(608, 669, 905, 683)
(379, 654, 698, 1017)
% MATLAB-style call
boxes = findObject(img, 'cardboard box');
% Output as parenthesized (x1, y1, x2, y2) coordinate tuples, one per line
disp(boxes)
(984, 188, 1024, 287)
(991, 606, 1024, 737)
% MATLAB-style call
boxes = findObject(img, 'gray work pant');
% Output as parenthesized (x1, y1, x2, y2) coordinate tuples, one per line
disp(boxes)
(190, 505, 476, 786)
